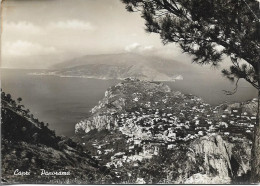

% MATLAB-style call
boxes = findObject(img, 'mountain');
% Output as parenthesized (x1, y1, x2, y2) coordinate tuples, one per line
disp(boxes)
(1, 91, 118, 184)
(47, 53, 189, 81)
(74, 78, 254, 184)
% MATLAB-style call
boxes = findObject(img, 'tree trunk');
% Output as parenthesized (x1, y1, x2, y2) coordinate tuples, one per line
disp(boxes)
(250, 59, 260, 183)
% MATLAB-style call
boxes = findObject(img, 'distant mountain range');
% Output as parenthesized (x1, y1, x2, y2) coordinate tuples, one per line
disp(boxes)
(35, 53, 189, 81)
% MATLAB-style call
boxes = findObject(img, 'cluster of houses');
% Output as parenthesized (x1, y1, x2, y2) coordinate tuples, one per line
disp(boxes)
(212, 107, 255, 139)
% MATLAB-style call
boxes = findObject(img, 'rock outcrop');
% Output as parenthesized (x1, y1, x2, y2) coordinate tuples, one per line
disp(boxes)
(75, 115, 116, 133)
(180, 135, 251, 184)
(192, 135, 233, 179)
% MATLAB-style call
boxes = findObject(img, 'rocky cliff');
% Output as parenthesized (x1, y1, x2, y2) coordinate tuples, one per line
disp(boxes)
(75, 115, 116, 133)
(183, 135, 251, 184)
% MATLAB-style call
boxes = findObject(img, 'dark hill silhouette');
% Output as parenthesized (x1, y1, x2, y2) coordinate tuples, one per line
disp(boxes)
(1, 90, 118, 184)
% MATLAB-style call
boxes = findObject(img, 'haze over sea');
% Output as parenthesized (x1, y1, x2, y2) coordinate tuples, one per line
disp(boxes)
(1, 68, 257, 136)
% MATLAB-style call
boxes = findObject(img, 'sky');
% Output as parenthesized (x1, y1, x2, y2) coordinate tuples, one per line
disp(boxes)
(1, 0, 195, 69)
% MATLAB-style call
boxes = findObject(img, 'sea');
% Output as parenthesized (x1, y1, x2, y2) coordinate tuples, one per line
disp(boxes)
(1, 68, 257, 136)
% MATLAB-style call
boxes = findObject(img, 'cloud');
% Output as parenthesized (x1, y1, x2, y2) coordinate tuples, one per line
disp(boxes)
(49, 19, 96, 30)
(124, 42, 191, 62)
(3, 19, 96, 34)
(125, 42, 154, 53)
(3, 21, 42, 34)
(3, 40, 58, 57)
(142, 45, 154, 51)
(125, 42, 141, 52)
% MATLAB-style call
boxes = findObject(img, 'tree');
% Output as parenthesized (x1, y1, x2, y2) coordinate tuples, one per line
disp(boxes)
(17, 105, 25, 110)
(17, 97, 22, 104)
(25, 109, 30, 116)
(5, 94, 11, 102)
(10, 100, 16, 108)
(40, 122, 44, 128)
(121, 0, 260, 183)
(1, 91, 6, 98)
(30, 114, 34, 120)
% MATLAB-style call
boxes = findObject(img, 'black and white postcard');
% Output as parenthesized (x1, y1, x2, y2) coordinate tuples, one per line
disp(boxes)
(1, 0, 260, 184)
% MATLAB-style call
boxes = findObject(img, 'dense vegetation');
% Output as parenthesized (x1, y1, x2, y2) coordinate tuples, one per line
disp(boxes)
(1, 90, 59, 148)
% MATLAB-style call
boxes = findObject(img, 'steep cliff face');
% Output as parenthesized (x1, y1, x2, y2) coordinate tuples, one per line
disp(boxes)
(75, 115, 116, 133)
(164, 135, 251, 184)
(183, 135, 251, 184)
(192, 135, 233, 179)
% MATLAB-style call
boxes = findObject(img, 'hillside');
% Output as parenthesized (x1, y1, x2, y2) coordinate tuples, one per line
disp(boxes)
(35, 53, 188, 81)
(74, 79, 254, 184)
(1, 91, 118, 184)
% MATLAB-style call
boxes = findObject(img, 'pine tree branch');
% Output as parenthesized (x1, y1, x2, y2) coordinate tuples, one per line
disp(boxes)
(223, 78, 240, 95)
